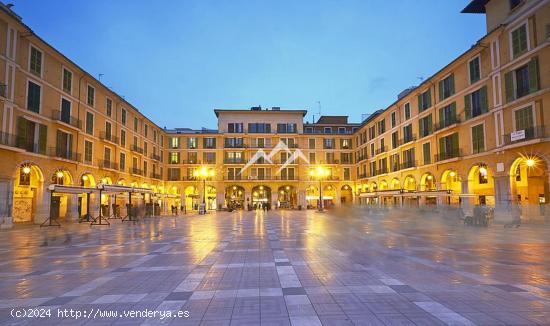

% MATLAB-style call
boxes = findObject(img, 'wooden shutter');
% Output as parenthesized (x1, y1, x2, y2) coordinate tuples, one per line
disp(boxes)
(528, 57, 539, 93)
(38, 124, 47, 154)
(450, 102, 457, 122)
(480, 86, 488, 114)
(439, 137, 445, 159)
(426, 89, 432, 108)
(450, 74, 455, 95)
(418, 94, 423, 112)
(68, 133, 73, 156)
(464, 94, 472, 120)
(56, 130, 63, 154)
(438, 80, 444, 101)
(427, 114, 433, 135)
(504, 71, 515, 102)
(16, 117, 27, 148)
(451, 133, 459, 154)
(419, 119, 424, 137)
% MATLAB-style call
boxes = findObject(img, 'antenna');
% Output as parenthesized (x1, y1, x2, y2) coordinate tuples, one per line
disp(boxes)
(98, 73, 104, 81)
(316, 101, 322, 116)
(417, 76, 424, 82)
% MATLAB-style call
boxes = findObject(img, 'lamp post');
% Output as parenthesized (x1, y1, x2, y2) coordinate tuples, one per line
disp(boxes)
(309, 166, 330, 212)
(194, 166, 215, 214)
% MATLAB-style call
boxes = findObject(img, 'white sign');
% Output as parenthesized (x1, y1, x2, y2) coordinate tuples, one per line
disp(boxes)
(510, 130, 525, 142)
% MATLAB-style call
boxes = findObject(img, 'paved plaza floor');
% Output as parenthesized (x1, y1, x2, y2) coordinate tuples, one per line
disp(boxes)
(1, 207, 550, 325)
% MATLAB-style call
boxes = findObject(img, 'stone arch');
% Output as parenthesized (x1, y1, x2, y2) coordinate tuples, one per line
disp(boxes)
(12, 162, 45, 223)
(467, 162, 494, 205)
(403, 175, 416, 191)
(420, 172, 436, 191)
(390, 178, 400, 190)
(340, 184, 353, 204)
(509, 154, 549, 206)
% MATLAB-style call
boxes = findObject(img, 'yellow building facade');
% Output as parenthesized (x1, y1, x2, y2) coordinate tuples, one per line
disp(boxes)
(0, 0, 549, 227)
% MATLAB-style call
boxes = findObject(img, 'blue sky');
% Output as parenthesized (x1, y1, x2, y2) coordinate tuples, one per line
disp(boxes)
(14, 0, 485, 129)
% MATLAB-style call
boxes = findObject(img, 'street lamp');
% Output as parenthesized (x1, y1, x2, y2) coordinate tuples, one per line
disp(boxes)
(194, 166, 215, 213)
(309, 166, 330, 211)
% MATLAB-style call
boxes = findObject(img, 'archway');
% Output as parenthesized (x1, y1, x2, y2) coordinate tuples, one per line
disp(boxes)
(183, 186, 197, 210)
(206, 185, 216, 210)
(420, 173, 436, 191)
(468, 163, 494, 205)
(12, 163, 44, 223)
(226, 185, 245, 209)
(379, 180, 388, 191)
(403, 175, 416, 191)
(78, 173, 96, 219)
(306, 185, 319, 209)
(390, 178, 400, 190)
(403, 175, 418, 206)
(100, 176, 113, 185)
(340, 185, 353, 204)
(51, 169, 73, 220)
(277, 185, 297, 209)
(323, 184, 336, 208)
(252, 185, 271, 209)
(441, 170, 461, 205)
(117, 179, 126, 186)
(510, 156, 549, 207)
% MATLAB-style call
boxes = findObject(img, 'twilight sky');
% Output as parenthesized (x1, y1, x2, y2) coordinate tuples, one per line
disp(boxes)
(13, 0, 485, 129)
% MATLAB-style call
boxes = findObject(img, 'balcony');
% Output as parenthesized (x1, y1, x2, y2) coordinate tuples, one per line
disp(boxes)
(15, 138, 42, 154)
(375, 146, 387, 155)
(376, 168, 388, 175)
(358, 173, 367, 179)
(435, 149, 463, 162)
(224, 142, 246, 148)
(400, 160, 417, 170)
(99, 159, 118, 170)
(48, 147, 81, 162)
(436, 117, 461, 131)
(224, 175, 243, 181)
(131, 167, 143, 176)
(99, 131, 119, 144)
(502, 126, 546, 146)
(150, 153, 161, 161)
(224, 158, 246, 164)
(167, 175, 181, 181)
(52, 110, 82, 129)
(401, 135, 417, 145)
(0, 133, 17, 148)
(131, 144, 144, 154)
(150, 172, 162, 179)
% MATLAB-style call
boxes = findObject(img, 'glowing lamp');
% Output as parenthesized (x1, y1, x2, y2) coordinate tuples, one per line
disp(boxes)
(526, 159, 535, 167)
(449, 171, 456, 177)
(56, 171, 64, 178)
(82, 175, 88, 181)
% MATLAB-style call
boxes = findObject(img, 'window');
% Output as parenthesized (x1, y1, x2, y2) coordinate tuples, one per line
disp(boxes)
(439, 74, 455, 100)
(120, 129, 126, 147)
(277, 123, 297, 133)
(84, 140, 93, 163)
(204, 138, 216, 148)
(511, 23, 528, 58)
(391, 112, 396, 128)
(418, 89, 431, 112)
(469, 57, 481, 84)
(465, 86, 488, 120)
(120, 153, 126, 170)
(170, 152, 180, 164)
(378, 120, 385, 134)
(403, 148, 415, 167)
(343, 168, 350, 180)
(305, 127, 313, 133)
(368, 126, 376, 140)
(144, 124, 148, 137)
(104, 147, 111, 162)
(403, 124, 413, 143)
(505, 58, 539, 102)
(121, 109, 127, 125)
(227, 123, 243, 133)
(55, 130, 72, 159)
(85, 112, 94, 135)
(60, 98, 71, 124)
(105, 121, 112, 139)
(438, 102, 457, 129)
(438, 133, 459, 161)
(370, 143, 375, 157)
(419, 114, 433, 138)
(143, 161, 148, 176)
(324, 127, 332, 134)
(340, 139, 350, 149)
(309, 152, 316, 164)
(471, 124, 485, 154)
(106, 98, 112, 117)
(27, 81, 41, 113)
(391, 131, 398, 149)
(338, 127, 346, 134)
(248, 123, 271, 133)
(404, 103, 411, 120)
(423, 142, 431, 165)
(134, 117, 138, 132)
(87, 85, 95, 106)
(143, 142, 148, 156)
(379, 138, 385, 152)
(515, 106, 534, 137)
(323, 138, 334, 149)
(225, 137, 244, 148)
(171, 137, 179, 149)
(204, 152, 216, 164)
(188, 138, 197, 149)
(326, 152, 335, 163)
(62, 68, 72, 93)
(187, 152, 197, 163)
(29, 46, 42, 76)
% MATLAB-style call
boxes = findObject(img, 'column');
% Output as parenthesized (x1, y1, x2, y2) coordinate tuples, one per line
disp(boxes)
(461, 180, 472, 216)
(216, 190, 225, 210)
(65, 195, 80, 221)
(245, 191, 251, 210)
(298, 189, 306, 209)
(89, 193, 99, 218)
(34, 185, 50, 224)
(493, 175, 512, 223)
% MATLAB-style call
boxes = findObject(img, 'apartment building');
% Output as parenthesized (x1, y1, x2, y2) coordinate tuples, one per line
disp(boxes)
(0, 0, 549, 227)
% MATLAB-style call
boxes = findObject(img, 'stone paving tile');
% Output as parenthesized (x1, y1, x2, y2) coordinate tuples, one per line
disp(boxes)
(1, 208, 550, 324)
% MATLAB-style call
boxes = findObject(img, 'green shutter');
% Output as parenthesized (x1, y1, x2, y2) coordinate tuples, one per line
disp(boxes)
(505, 71, 515, 102)
(16, 117, 27, 148)
(56, 130, 63, 153)
(38, 124, 47, 154)
(464, 94, 472, 120)
(438, 107, 444, 127)
(419, 120, 424, 137)
(426, 89, 432, 108)
(451, 133, 459, 154)
(438, 80, 444, 101)
(480, 86, 488, 114)
(439, 137, 445, 159)
(450, 74, 455, 95)
(427, 114, 433, 134)
(418, 94, 423, 112)
(68, 134, 73, 155)
(528, 57, 539, 93)
(450, 102, 457, 123)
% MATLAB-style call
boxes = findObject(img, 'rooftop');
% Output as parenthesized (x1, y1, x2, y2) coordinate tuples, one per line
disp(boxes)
(214, 106, 307, 117)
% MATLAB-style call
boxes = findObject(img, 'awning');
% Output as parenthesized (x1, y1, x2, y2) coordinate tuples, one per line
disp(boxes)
(48, 184, 97, 194)
(97, 184, 154, 194)
(306, 195, 333, 200)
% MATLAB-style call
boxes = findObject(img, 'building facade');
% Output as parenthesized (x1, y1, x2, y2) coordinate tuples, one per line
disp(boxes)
(0, 0, 549, 227)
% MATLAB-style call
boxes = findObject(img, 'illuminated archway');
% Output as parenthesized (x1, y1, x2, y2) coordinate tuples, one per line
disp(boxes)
(390, 178, 400, 190)
(252, 185, 271, 209)
(184, 186, 199, 210)
(509, 155, 549, 205)
(468, 163, 494, 205)
(51, 169, 73, 219)
(278, 185, 297, 208)
(306, 185, 319, 209)
(12, 162, 44, 223)
(226, 185, 245, 209)
(379, 180, 388, 191)
(100, 176, 113, 185)
(80, 173, 96, 187)
(340, 185, 353, 204)
(420, 173, 436, 191)
(370, 182, 378, 192)
(403, 175, 416, 191)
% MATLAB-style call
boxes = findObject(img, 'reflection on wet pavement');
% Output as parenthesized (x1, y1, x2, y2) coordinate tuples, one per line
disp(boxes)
(0, 207, 550, 325)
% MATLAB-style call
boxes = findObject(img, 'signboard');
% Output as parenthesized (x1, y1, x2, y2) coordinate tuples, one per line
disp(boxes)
(510, 130, 525, 142)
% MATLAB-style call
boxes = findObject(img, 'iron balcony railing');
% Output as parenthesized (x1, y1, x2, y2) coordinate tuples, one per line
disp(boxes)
(48, 147, 81, 162)
(375, 146, 387, 155)
(99, 131, 119, 144)
(150, 172, 162, 179)
(51, 110, 82, 129)
(502, 126, 546, 146)
(99, 159, 119, 170)
(435, 149, 463, 162)
(150, 153, 161, 161)
(131, 144, 144, 154)
(131, 167, 143, 175)
(224, 158, 246, 164)
(436, 117, 461, 131)
(400, 160, 417, 170)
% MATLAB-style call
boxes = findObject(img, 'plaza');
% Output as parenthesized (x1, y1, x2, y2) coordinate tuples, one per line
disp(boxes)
(1, 209, 550, 325)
